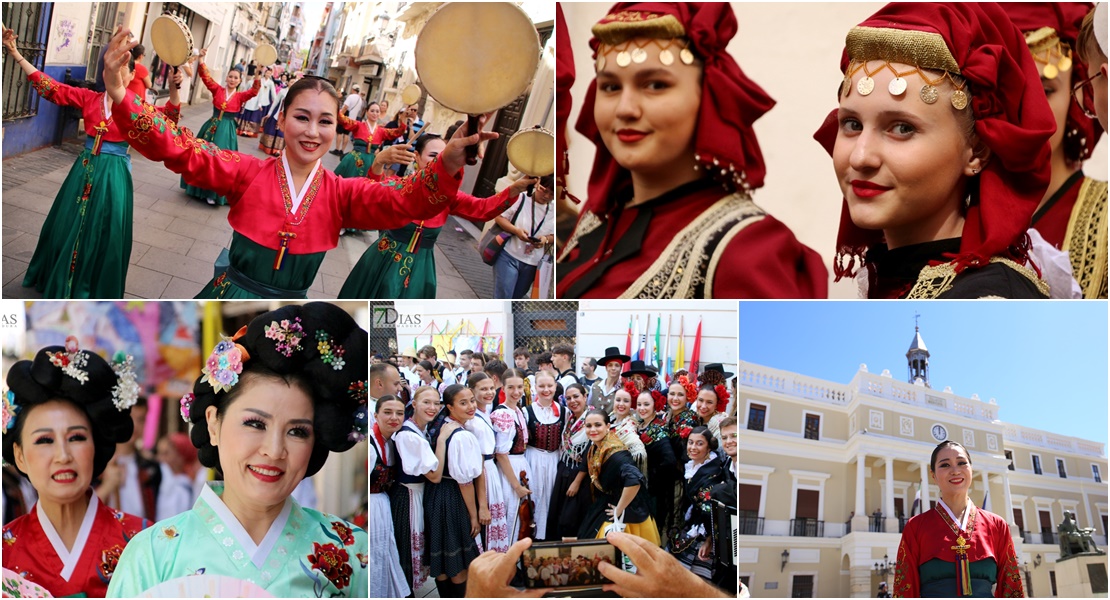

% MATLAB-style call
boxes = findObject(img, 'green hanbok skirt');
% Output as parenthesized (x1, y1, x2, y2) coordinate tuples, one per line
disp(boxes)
(196, 232, 323, 299)
(181, 110, 238, 205)
(338, 223, 441, 299)
(22, 139, 132, 298)
(333, 141, 377, 178)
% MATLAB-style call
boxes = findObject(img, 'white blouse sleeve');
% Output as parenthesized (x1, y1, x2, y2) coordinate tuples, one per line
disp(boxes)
(447, 430, 484, 484)
(490, 409, 516, 455)
(394, 429, 439, 476)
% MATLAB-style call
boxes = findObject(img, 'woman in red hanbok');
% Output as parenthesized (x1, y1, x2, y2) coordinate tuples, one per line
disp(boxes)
(893, 442, 1023, 598)
(100, 27, 499, 300)
(2, 340, 150, 597)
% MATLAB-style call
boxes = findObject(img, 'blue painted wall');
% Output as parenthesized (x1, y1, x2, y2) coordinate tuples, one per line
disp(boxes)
(2, 64, 88, 158)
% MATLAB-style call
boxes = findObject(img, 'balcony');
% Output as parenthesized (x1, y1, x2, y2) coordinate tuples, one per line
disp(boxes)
(790, 518, 825, 538)
(1041, 531, 1056, 545)
(739, 516, 764, 536)
(1022, 530, 1032, 544)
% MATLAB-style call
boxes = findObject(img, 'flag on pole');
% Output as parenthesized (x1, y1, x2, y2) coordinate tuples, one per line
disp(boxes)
(662, 315, 672, 383)
(630, 315, 641, 364)
(689, 318, 703, 376)
(653, 315, 662, 369)
(624, 315, 633, 370)
(673, 316, 685, 375)
(639, 313, 650, 363)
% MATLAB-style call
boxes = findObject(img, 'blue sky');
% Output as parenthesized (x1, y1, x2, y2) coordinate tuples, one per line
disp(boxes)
(739, 302, 1108, 449)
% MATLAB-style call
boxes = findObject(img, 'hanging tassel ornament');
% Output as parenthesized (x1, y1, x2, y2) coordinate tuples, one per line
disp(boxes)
(274, 230, 297, 270)
(91, 122, 107, 155)
(952, 534, 972, 596)
(406, 221, 425, 254)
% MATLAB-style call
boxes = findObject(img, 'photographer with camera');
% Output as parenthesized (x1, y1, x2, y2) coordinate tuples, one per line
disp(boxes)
(492, 175, 555, 299)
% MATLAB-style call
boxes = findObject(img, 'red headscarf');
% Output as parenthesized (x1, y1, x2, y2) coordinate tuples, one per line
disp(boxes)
(815, 2, 1056, 280)
(1006, 2, 1104, 162)
(575, 2, 775, 215)
(556, 3, 575, 202)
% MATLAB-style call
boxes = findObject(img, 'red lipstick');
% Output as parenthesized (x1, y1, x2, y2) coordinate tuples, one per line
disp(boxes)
(850, 180, 892, 198)
(616, 129, 648, 143)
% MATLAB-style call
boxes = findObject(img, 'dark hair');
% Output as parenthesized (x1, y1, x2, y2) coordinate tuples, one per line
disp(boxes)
(417, 360, 435, 375)
(414, 133, 444, 155)
(442, 384, 469, 406)
(445, 119, 465, 140)
(540, 174, 554, 188)
(565, 383, 588, 398)
(536, 351, 553, 365)
(584, 408, 610, 425)
(419, 345, 437, 360)
(502, 368, 528, 384)
(485, 359, 507, 379)
(460, 349, 473, 358)
(471, 352, 487, 365)
(4, 347, 134, 480)
(369, 361, 398, 382)
(374, 394, 404, 414)
(130, 44, 145, 59)
(929, 441, 972, 472)
(551, 343, 574, 358)
(513, 348, 531, 359)
(282, 76, 341, 115)
(688, 425, 718, 451)
(184, 303, 367, 479)
(466, 372, 491, 391)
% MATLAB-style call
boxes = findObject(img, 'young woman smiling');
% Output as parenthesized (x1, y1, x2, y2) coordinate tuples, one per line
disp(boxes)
(578, 409, 658, 544)
(892, 441, 1023, 597)
(462, 374, 510, 554)
(489, 369, 533, 541)
(546, 383, 592, 540)
(101, 27, 499, 300)
(817, 3, 1058, 299)
(557, 3, 826, 299)
(370, 396, 409, 598)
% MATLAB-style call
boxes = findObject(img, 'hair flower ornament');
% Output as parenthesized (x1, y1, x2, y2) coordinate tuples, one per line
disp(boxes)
(201, 328, 251, 394)
(110, 351, 141, 411)
(180, 392, 196, 422)
(264, 317, 305, 357)
(2, 390, 20, 435)
(316, 331, 346, 371)
(46, 335, 90, 384)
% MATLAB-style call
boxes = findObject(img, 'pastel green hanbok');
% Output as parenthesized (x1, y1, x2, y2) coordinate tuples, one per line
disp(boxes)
(106, 483, 367, 598)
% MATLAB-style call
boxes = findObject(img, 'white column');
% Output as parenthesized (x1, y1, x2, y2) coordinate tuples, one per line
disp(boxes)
(985, 470, 994, 512)
(856, 454, 867, 516)
(1002, 471, 1015, 525)
(885, 457, 896, 532)
(920, 460, 931, 515)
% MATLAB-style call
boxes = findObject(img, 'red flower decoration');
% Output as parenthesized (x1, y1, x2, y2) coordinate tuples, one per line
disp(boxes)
(714, 384, 730, 414)
(308, 542, 352, 590)
(622, 379, 638, 396)
(679, 425, 693, 439)
(377, 238, 391, 252)
(98, 545, 123, 580)
(652, 390, 666, 413)
(331, 521, 355, 545)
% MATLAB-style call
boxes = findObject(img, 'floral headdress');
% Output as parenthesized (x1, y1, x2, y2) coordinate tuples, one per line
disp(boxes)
(201, 326, 251, 395)
(676, 374, 698, 406)
(110, 351, 141, 411)
(713, 383, 730, 414)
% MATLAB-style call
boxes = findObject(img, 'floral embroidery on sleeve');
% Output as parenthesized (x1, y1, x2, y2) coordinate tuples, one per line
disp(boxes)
(96, 545, 124, 583)
(330, 521, 355, 545)
(30, 72, 58, 101)
(302, 542, 353, 596)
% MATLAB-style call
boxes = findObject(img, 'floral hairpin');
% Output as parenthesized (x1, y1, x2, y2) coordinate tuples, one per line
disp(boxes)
(180, 392, 195, 423)
(110, 351, 141, 411)
(713, 383, 730, 414)
(202, 329, 250, 394)
(46, 336, 90, 385)
(349, 381, 368, 442)
(264, 317, 305, 358)
(677, 374, 698, 403)
(2, 390, 20, 435)
(316, 331, 346, 371)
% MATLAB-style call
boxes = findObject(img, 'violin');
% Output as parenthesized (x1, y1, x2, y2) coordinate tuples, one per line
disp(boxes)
(517, 470, 536, 541)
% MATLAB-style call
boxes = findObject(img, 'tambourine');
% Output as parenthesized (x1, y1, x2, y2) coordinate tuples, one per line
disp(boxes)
(150, 14, 193, 90)
(415, 2, 540, 164)
(506, 127, 554, 177)
(254, 43, 277, 67)
(401, 83, 422, 106)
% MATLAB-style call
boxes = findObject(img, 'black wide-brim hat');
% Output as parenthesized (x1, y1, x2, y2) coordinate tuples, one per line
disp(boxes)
(621, 360, 657, 379)
(700, 363, 734, 380)
(599, 346, 630, 366)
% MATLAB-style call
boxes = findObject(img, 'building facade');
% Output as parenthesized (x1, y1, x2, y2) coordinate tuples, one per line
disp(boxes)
(738, 327, 1108, 598)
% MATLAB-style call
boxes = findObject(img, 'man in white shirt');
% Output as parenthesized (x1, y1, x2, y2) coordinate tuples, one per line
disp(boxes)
(398, 347, 422, 388)
(332, 84, 365, 155)
(369, 362, 404, 415)
(552, 343, 579, 394)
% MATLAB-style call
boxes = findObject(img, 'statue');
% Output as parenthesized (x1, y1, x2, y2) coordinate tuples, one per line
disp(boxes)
(1058, 511, 1105, 558)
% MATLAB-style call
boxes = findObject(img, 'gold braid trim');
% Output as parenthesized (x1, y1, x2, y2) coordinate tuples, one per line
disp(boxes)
(592, 12, 685, 45)
(617, 193, 766, 299)
(558, 210, 605, 262)
(846, 26, 961, 74)
(1062, 177, 1109, 299)
(905, 257, 1050, 299)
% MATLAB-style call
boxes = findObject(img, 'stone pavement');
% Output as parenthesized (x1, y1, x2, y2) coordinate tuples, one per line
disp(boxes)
(2, 99, 495, 299)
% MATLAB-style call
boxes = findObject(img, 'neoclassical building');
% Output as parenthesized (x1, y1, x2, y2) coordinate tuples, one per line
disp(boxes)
(738, 327, 1108, 598)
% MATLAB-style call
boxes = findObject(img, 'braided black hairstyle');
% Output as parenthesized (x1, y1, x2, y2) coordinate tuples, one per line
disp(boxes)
(4, 345, 134, 479)
(183, 303, 368, 478)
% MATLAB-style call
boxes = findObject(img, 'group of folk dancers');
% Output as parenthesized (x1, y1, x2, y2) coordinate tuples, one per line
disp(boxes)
(5, 26, 539, 300)
(370, 349, 739, 598)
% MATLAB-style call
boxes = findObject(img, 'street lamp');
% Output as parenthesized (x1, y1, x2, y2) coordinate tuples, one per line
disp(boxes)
(781, 549, 790, 572)
(873, 554, 893, 578)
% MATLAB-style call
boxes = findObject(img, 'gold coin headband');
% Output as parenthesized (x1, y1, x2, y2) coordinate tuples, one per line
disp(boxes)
(841, 59, 971, 110)
(1024, 27, 1073, 80)
(596, 38, 695, 71)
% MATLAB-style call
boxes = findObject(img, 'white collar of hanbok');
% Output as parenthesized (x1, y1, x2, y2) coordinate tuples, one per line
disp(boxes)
(36, 489, 99, 582)
(201, 482, 294, 570)
(280, 153, 322, 215)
